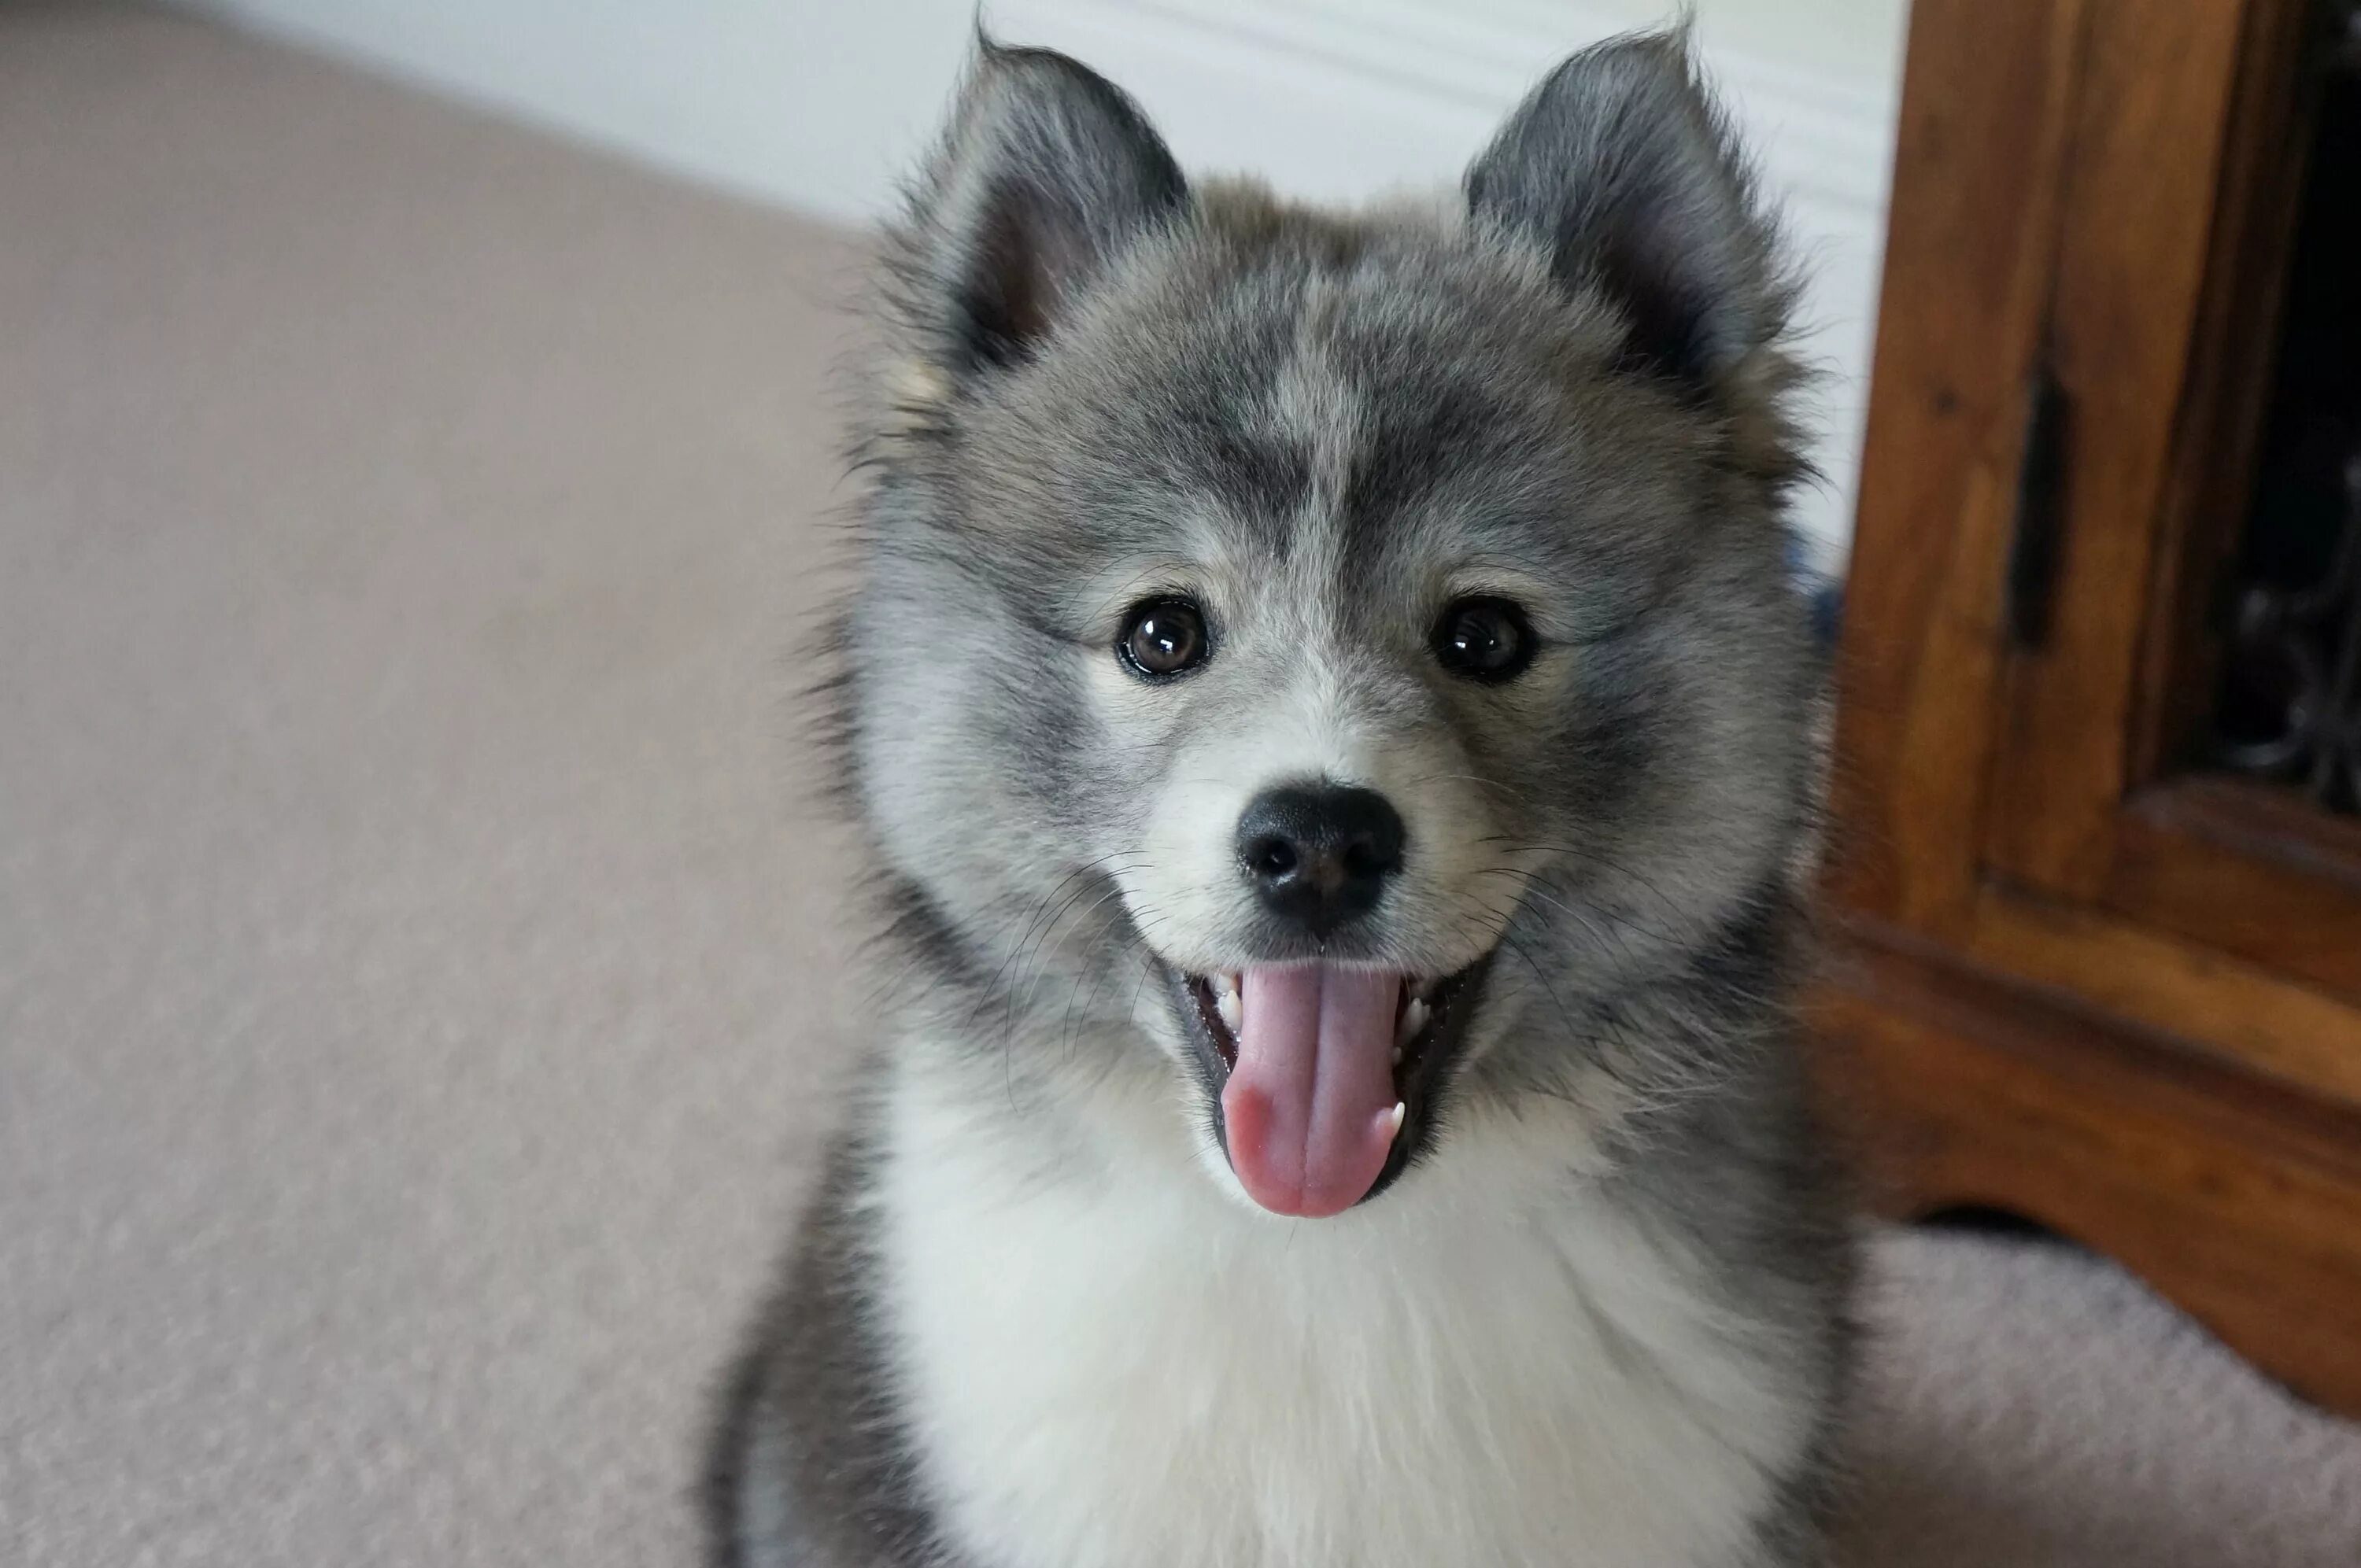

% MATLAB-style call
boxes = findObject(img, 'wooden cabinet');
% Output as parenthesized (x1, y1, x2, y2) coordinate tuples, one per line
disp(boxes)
(1816, 0, 2361, 1411)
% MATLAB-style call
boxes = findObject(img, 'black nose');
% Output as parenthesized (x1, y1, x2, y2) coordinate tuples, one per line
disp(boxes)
(1235, 783, 1406, 934)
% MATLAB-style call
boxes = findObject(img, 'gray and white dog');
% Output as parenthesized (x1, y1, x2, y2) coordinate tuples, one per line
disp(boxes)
(708, 28, 1853, 1568)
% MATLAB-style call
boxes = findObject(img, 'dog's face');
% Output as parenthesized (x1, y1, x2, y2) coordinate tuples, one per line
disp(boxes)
(847, 36, 1820, 1217)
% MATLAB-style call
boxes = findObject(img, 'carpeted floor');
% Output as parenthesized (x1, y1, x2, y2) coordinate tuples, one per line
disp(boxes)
(4, 6, 2359, 1565)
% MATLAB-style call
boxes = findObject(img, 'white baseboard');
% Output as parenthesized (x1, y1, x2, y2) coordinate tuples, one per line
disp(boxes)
(180, 0, 1900, 563)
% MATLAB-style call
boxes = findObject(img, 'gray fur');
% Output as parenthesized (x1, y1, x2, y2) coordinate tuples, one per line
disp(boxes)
(709, 29, 1853, 1568)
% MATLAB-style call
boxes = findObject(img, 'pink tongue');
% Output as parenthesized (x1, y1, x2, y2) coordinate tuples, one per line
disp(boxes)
(1220, 965, 1401, 1218)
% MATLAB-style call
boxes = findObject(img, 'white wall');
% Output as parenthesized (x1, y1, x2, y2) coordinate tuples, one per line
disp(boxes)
(184, 0, 1908, 567)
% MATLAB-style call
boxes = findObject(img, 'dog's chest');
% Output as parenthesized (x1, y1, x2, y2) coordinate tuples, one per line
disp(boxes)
(878, 1081, 1809, 1568)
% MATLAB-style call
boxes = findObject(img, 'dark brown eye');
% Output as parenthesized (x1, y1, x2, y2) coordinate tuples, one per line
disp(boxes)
(1119, 597, 1209, 679)
(1432, 596, 1535, 683)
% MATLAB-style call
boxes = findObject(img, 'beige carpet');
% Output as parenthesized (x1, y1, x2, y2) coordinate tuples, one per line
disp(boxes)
(5, 6, 2359, 1565)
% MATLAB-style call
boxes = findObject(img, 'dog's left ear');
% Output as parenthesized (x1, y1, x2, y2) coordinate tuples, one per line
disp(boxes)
(1466, 31, 1783, 393)
(892, 42, 1187, 386)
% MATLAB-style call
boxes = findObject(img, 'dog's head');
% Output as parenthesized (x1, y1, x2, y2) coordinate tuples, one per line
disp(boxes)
(844, 34, 1820, 1217)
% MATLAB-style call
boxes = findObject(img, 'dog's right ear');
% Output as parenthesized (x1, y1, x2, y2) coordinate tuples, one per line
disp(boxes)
(889, 42, 1185, 393)
(1465, 30, 1782, 396)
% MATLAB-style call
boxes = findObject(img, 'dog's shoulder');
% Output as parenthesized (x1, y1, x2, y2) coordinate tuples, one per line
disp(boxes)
(704, 1102, 967, 1568)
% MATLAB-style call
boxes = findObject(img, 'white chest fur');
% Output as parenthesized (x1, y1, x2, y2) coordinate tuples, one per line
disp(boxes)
(875, 1057, 1814, 1568)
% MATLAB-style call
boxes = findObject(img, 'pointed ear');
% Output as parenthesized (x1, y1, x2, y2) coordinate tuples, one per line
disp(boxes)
(891, 42, 1185, 385)
(1465, 31, 1783, 392)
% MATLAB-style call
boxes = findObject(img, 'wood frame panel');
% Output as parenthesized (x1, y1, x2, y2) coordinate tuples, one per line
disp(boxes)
(1819, 0, 2361, 1416)
(1971, 0, 2361, 975)
(1979, 0, 2255, 898)
(1824, 0, 2087, 935)
(2103, 779, 2361, 998)
(1811, 924, 2361, 1415)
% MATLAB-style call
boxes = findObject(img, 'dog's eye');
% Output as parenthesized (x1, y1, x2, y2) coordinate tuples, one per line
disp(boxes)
(1432, 596, 1535, 683)
(1118, 597, 1209, 679)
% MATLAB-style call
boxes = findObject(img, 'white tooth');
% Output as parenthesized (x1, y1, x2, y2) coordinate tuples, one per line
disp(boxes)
(1215, 987, 1242, 1036)
(1217, 972, 1241, 998)
(1395, 998, 1428, 1046)
(1387, 1101, 1406, 1140)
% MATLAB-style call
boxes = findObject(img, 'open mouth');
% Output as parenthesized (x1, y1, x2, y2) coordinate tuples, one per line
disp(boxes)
(1169, 958, 1489, 1218)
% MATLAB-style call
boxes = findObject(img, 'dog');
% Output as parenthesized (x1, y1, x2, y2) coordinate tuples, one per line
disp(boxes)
(707, 28, 1854, 1567)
